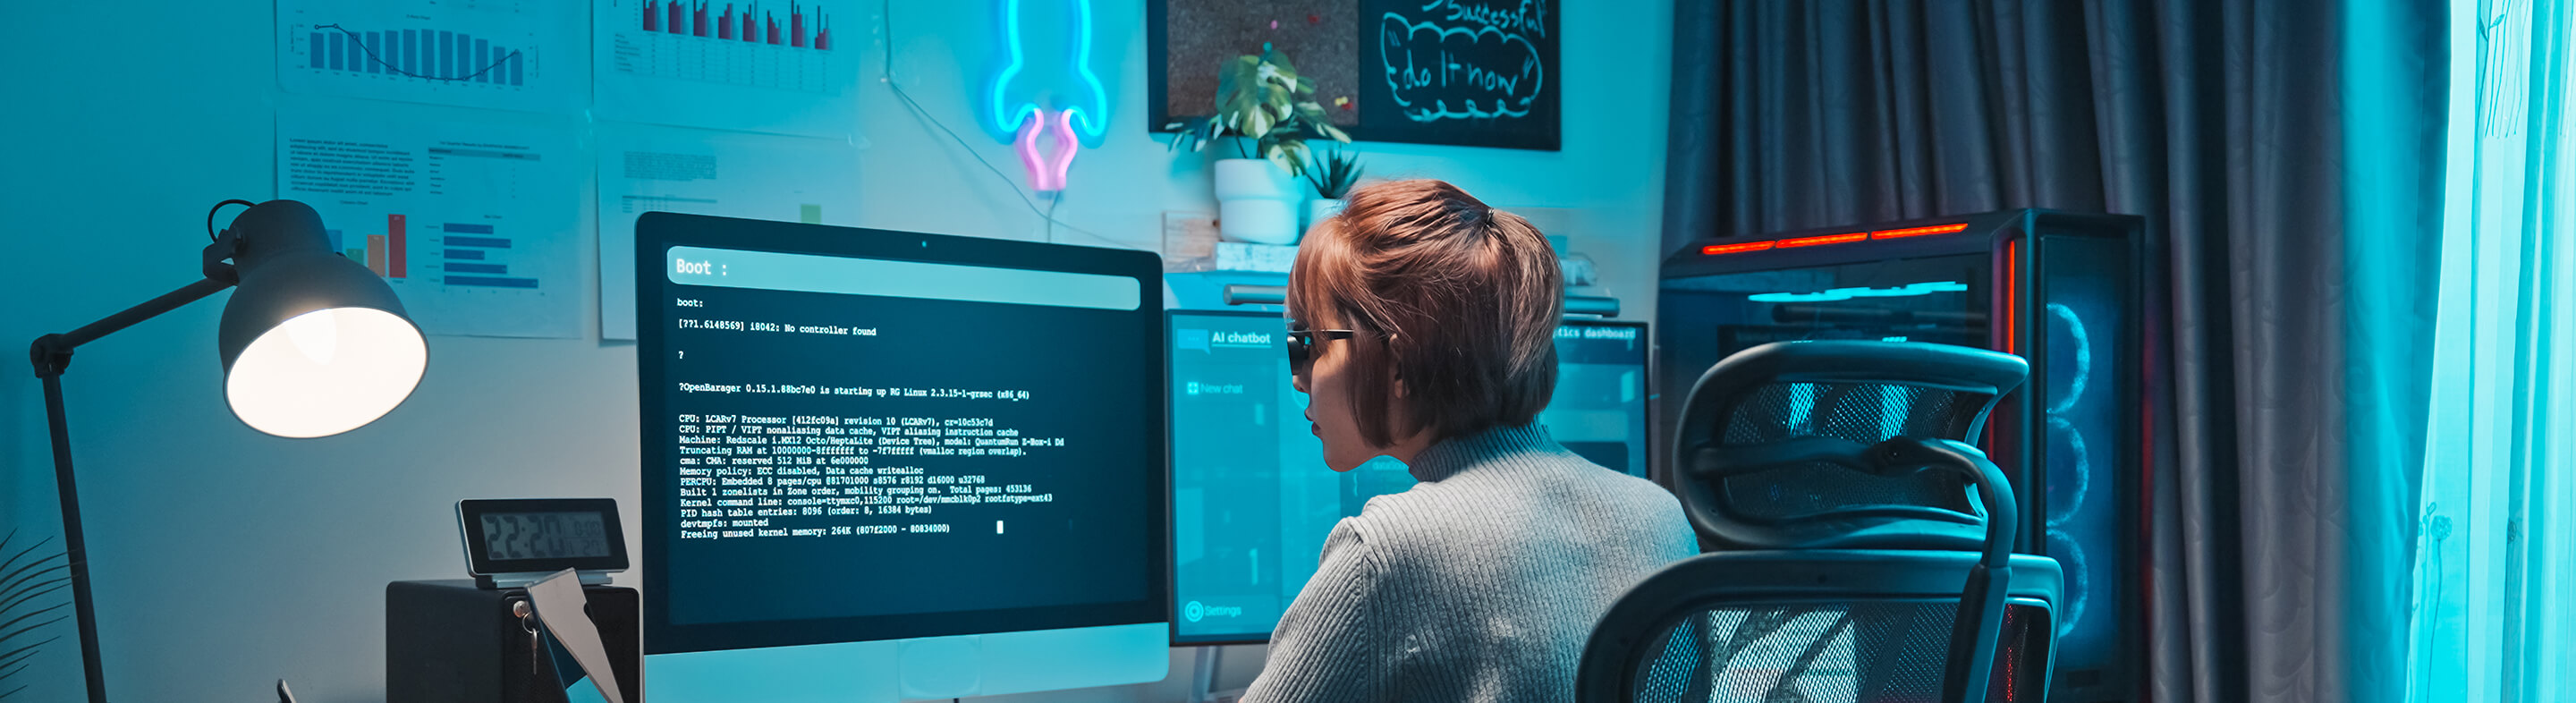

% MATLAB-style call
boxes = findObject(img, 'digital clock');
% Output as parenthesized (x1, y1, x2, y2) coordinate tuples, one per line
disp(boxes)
(456, 498, 628, 589)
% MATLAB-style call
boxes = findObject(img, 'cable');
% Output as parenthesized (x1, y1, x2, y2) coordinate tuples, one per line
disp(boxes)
(1046, 191, 1063, 244)
(207, 199, 258, 241)
(879, 0, 1128, 249)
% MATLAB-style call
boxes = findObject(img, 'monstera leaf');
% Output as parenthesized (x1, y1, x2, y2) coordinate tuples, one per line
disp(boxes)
(1171, 45, 1352, 178)
(0, 530, 71, 700)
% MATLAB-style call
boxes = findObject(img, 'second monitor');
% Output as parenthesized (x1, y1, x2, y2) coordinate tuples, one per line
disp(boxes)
(1167, 309, 1650, 645)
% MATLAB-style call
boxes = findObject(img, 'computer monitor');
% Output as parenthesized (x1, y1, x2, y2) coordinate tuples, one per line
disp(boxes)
(635, 213, 1168, 701)
(1165, 310, 1650, 645)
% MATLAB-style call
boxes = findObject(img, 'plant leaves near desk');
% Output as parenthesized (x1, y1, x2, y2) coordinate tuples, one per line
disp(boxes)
(1173, 45, 1352, 175)
(1168, 115, 1223, 154)
(1220, 55, 1273, 138)
(0, 529, 72, 700)
(1304, 148, 1365, 199)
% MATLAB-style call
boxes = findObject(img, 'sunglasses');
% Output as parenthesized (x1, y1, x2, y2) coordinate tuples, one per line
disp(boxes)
(1286, 326, 1357, 377)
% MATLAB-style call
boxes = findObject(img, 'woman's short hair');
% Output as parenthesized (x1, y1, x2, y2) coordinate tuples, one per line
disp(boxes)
(1288, 178, 1564, 447)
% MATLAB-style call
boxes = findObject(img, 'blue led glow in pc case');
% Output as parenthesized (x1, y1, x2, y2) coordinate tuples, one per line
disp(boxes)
(1659, 209, 2148, 703)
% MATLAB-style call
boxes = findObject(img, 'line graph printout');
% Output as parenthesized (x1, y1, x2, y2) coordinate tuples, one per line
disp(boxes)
(593, 0, 861, 137)
(597, 123, 860, 339)
(279, 102, 584, 339)
(278, 0, 585, 114)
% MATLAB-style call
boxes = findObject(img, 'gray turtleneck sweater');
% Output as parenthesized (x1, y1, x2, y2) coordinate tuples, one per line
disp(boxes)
(1241, 424, 1698, 703)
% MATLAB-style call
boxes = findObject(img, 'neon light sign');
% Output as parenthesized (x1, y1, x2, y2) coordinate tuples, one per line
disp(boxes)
(988, 0, 1106, 192)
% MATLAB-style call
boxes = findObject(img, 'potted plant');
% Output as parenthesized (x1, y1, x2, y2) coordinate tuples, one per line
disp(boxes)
(0, 530, 68, 697)
(1172, 44, 1352, 244)
(1302, 148, 1363, 229)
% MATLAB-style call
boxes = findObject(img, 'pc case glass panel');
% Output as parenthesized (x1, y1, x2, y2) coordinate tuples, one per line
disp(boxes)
(1657, 253, 1993, 471)
(1665, 253, 1989, 352)
(2036, 234, 2131, 697)
(1662, 253, 1987, 380)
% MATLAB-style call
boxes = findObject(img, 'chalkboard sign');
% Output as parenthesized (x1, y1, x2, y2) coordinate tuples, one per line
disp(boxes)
(1357, 0, 1558, 149)
(1150, 0, 1559, 151)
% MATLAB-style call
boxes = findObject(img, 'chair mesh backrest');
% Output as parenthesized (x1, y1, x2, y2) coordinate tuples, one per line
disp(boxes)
(1716, 381, 1980, 521)
(1630, 600, 1957, 703)
(1625, 600, 2051, 703)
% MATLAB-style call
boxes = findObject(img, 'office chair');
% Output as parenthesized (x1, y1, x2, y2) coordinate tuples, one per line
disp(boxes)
(1578, 341, 2063, 703)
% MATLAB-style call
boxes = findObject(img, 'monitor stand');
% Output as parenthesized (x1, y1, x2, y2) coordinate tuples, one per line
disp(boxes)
(896, 623, 1167, 699)
(1187, 645, 1257, 703)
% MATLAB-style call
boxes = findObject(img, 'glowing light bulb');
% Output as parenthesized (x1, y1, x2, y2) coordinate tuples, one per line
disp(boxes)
(283, 309, 342, 366)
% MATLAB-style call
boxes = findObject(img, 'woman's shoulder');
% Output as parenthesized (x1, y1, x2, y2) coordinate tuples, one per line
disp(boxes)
(1336, 484, 1485, 555)
(1383, 445, 1691, 542)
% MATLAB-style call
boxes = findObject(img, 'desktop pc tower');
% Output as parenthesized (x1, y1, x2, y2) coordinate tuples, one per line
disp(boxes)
(1659, 209, 2149, 702)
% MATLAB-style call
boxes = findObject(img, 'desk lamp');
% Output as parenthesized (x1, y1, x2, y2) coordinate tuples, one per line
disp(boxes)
(27, 199, 429, 702)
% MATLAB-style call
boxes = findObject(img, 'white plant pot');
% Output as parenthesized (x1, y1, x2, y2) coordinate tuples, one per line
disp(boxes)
(1219, 199, 1299, 245)
(1213, 158, 1298, 244)
(1212, 158, 1292, 199)
(1307, 199, 1346, 230)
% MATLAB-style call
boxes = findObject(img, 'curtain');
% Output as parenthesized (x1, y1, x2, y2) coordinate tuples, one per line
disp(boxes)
(1659, 3, 2449, 702)
(2405, 1, 2576, 700)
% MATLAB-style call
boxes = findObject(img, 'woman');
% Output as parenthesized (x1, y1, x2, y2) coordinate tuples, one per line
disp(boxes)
(1242, 180, 1698, 703)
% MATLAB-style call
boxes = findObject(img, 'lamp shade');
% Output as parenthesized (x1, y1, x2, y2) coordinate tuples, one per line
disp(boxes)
(216, 200, 428, 438)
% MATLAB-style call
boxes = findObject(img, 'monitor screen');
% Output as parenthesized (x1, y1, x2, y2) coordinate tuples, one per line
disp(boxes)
(638, 213, 1166, 655)
(1165, 310, 1649, 644)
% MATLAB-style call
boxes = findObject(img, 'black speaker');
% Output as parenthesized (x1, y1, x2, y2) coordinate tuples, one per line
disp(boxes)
(387, 580, 642, 703)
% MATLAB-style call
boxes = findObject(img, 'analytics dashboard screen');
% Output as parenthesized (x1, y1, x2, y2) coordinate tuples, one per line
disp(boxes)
(1167, 310, 1649, 643)
(638, 214, 1165, 653)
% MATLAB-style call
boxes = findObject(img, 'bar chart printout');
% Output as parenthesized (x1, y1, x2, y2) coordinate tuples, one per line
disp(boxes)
(593, 0, 861, 138)
(326, 214, 411, 278)
(278, 0, 582, 114)
(328, 217, 551, 289)
(640, 0, 833, 48)
(280, 106, 584, 338)
(301, 25, 528, 86)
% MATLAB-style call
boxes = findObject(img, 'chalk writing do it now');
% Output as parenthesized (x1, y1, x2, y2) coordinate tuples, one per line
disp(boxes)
(1378, 0, 1547, 122)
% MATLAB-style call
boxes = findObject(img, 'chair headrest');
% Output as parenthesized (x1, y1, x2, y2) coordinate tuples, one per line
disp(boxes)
(1671, 341, 2028, 551)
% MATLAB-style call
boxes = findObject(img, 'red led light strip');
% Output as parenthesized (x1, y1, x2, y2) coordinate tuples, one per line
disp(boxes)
(1700, 241, 1775, 255)
(1699, 222, 1968, 255)
(1872, 223, 1970, 239)
(2004, 240, 2020, 354)
(1777, 232, 1870, 248)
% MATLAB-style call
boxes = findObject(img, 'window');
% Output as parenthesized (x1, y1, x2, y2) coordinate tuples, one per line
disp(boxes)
(2405, 1, 2576, 699)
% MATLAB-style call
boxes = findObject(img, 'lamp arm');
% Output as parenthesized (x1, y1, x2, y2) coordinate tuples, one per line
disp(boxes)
(30, 277, 236, 376)
(26, 266, 237, 703)
(32, 230, 242, 376)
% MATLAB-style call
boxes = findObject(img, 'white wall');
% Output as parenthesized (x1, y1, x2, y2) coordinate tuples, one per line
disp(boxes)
(0, 1, 1671, 700)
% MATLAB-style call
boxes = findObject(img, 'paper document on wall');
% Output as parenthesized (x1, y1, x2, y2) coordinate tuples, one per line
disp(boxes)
(591, 0, 862, 137)
(597, 123, 860, 339)
(278, 100, 585, 339)
(277, 0, 585, 114)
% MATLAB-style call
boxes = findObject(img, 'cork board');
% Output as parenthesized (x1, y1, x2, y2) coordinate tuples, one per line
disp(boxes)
(1149, 0, 1363, 130)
